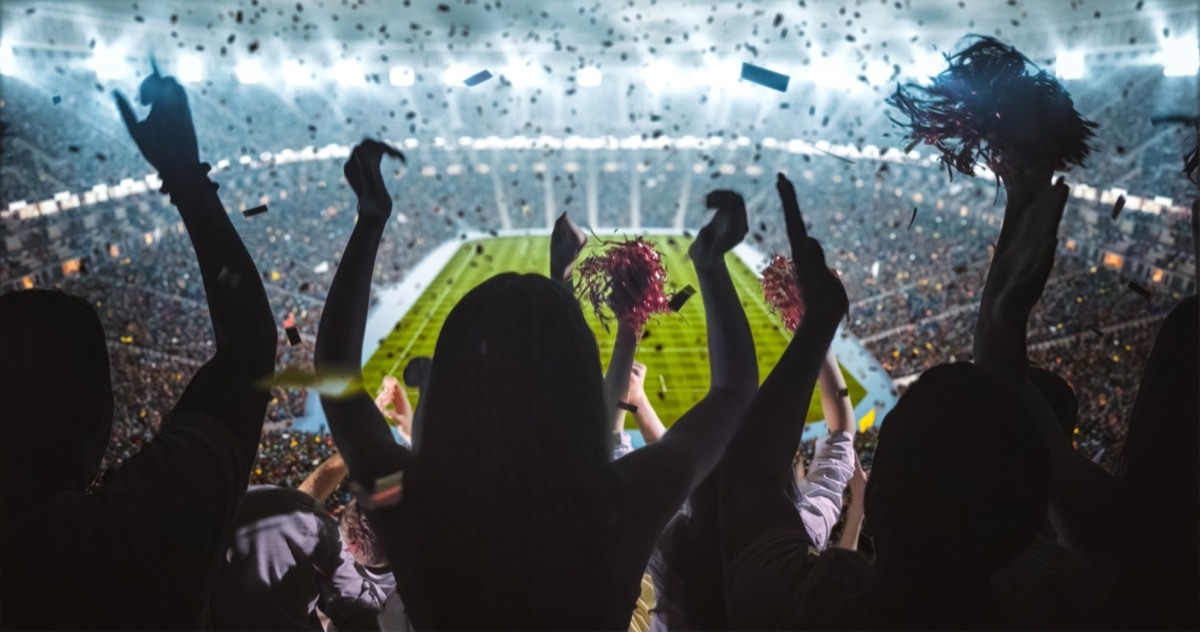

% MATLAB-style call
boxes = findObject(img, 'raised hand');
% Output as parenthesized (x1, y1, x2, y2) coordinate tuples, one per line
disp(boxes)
(344, 139, 405, 222)
(550, 211, 588, 283)
(689, 190, 749, 269)
(114, 70, 202, 188)
(776, 174, 847, 326)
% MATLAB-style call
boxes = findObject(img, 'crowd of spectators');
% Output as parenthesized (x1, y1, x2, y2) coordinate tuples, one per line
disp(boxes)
(1, 64, 1193, 517)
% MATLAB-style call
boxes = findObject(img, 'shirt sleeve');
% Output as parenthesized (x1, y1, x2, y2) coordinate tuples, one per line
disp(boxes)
(611, 431, 635, 460)
(796, 431, 856, 551)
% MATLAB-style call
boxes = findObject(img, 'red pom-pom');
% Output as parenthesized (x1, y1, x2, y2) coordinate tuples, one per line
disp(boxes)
(761, 255, 805, 332)
(576, 238, 673, 331)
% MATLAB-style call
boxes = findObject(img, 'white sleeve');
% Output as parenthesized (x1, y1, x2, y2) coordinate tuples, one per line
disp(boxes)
(796, 430, 856, 550)
(611, 431, 634, 460)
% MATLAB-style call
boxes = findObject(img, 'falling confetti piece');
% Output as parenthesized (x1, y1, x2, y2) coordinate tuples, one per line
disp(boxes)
(463, 70, 493, 86)
(1110, 194, 1126, 220)
(740, 62, 790, 92)
(286, 327, 302, 345)
(51, 95, 62, 105)
(908, 207, 918, 230)
(1127, 281, 1151, 299)
(243, 205, 268, 218)
(259, 366, 363, 398)
(668, 285, 697, 312)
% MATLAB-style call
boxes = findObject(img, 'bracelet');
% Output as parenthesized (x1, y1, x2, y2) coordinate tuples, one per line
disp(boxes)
(836, 388, 850, 399)
(616, 401, 639, 414)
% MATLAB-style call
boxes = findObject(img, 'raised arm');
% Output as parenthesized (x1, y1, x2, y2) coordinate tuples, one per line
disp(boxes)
(719, 173, 849, 565)
(314, 140, 412, 487)
(298, 453, 349, 504)
(627, 362, 667, 443)
(818, 349, 855, 436)
(115, 72, 274, 453)
(972, 181, 1121, 561)
(611, 191, 758, 529)
(549, 211, 587, 288)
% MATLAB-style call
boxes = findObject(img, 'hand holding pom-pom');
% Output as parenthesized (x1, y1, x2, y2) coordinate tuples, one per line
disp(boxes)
(576, 238, 674, 332)
(887, 35, 1097, 188)
(762, 255, 806, 332)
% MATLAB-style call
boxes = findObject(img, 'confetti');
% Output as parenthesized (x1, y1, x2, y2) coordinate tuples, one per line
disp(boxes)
(908, 207, 918, 230)
(1110, 194, 1125, 220)
(51, 95, 62, 105)
(740, 62, 790, 92)
(667, 285, 696, 312)
(243, 205, 268, 218)
(259, 366, 363, 398)
(286, 327, 302, 345)
(463, 70, 493, 86)
(1127, 281, 1151, 299)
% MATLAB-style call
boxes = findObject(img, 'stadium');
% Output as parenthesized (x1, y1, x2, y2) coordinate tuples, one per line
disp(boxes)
(0, 0, 1197, 629)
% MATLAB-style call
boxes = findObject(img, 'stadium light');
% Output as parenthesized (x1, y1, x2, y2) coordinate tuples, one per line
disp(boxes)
(578, 67, 601, 87)
(1160, 38, 1199, 77)
(911, 50, 944, 85)
(282, 60, 314, 85)
(334, 59, 366, 87)
(502, 62, 541, 87)
(864, 60, 893, 86)
(443, 64, 472, 85)
(177, 55, 203, 84)
(91, 44, 133, 80)
(389, 65, 415, 86)
(808, 56, 855, 89)
(236, 59, 265, 84)
(1055, 50, 1086, 80)
(0, 45, 14, 75)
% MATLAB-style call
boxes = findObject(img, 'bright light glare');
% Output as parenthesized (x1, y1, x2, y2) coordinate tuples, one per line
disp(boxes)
(443, 65, 472, 85)
(177, 55, 203, 84)
(808, 56, 854, 88)
(236, 59, 264, 84)
(1160, 38, 1199, 77)
(578, 67, 601, 87)
(335, 59, 365, 86)
(502, 62, 541, 86)
(645, 60, 700, 89)
(282, 60, 313, 85)
(912, 50, 944, 85)
(91, 45, 132, 80)
(389, 65, 415, 86)
(864, 60, 893, 86)
(1055, 51, 1086, 80)
(0, 45, 14, 76)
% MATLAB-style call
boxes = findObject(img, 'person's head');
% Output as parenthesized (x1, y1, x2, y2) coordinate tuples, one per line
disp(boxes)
(413, 273, 609, 491)
(405, 273, 612, 615)
(339, 499, 388, 568)
(0, 290, 113, 521)
(864, 363, 1049, 583)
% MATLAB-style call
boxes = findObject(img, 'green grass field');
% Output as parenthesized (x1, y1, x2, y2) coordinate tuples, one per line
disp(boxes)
(363, 235, 865, 430)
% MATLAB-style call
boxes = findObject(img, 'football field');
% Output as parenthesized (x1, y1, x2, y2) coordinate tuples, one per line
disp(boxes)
(362, 235, 866, 430)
